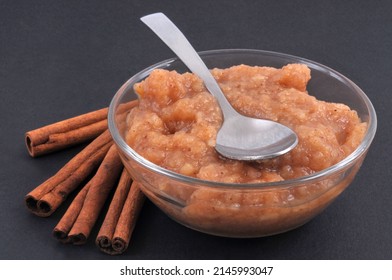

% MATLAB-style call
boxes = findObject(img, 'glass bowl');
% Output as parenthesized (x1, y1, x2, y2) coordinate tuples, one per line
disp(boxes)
(108, 49, 377, 238)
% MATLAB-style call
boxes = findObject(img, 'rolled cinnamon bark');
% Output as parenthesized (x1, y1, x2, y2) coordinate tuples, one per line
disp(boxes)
(53, 182, 91, 242)
(53, 145, 123, 245)
(96, 170, 132, 250)
(25, 108, 108, 157)
(111, 182, 145, 254)
(25, 100, 138, 157)
(97, 178, 145, 255)
(25, 130, 113, 217)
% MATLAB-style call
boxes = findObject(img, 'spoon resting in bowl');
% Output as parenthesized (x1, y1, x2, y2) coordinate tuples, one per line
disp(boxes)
(140, 12, 298, 161)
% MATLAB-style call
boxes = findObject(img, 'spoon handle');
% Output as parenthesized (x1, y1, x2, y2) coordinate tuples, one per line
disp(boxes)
(140, 12, 236, 119)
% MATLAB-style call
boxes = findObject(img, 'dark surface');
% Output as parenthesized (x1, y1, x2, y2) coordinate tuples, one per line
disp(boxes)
(1, 0, 391, 260)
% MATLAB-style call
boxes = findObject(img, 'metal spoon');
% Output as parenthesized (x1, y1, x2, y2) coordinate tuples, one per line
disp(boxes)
(141, 13, 298, 160)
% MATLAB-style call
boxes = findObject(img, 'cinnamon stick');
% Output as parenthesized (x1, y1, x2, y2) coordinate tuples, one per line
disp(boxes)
(110, 182, 145, 254)
(25, 130, 113, 217)
(25, 108, 108, 157)
(96, 172, 145, 255)
(53, 145, 123, 245)
(25, 100, 138, 157)
(53, 181, 91, 242)
(95, 170, 132, 250)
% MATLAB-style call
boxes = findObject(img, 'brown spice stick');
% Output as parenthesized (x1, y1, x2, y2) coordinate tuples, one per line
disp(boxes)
(25, 100, 138, 157)
(54, 145, 123, 245)
(97, 179, 145, 255)
(25, 108, 108, 157)
(96, 169, 132, 250)
(111, 182, 145, 254)
(25, 130, 113, 217)
(53, 182, 91, 242)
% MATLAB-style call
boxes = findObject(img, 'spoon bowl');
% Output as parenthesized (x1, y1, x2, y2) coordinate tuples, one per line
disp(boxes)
(141, 13, 298, 160)
(216, 115, 298, 160)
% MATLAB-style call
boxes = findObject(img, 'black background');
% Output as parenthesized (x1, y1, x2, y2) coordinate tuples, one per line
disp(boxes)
(1, 0, 391, 260)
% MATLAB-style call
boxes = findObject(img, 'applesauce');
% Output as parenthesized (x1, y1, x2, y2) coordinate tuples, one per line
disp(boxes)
(126, 64, 366, 183)
(123, 63, 367, 237)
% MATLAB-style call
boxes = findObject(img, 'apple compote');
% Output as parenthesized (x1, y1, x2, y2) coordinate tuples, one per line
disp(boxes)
(125, 64, 366, 183)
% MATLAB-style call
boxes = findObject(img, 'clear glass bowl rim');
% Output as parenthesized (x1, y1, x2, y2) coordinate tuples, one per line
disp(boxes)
(108, 48, 377, 189)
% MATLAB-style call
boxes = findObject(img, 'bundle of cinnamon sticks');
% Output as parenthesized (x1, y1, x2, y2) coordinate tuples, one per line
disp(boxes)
(24, 100, 145, 255)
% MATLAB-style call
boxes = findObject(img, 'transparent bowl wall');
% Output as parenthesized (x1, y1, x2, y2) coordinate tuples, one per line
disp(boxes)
(108, 49, 377, 238)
